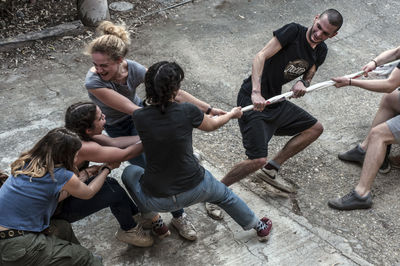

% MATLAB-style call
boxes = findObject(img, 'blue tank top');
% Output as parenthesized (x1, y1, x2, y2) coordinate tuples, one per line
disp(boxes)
(0, 167, 73, 232)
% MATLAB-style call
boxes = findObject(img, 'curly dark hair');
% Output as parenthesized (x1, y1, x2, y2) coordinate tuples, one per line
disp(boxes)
(144, 61, 184, 113)
(65, 102, 97, 141)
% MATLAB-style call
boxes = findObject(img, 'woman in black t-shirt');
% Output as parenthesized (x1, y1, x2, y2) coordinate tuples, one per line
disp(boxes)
(122, 61, 273, 242)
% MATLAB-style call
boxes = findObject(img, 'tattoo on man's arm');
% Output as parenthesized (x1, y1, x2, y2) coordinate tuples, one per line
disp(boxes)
(303, 66, 316, 82)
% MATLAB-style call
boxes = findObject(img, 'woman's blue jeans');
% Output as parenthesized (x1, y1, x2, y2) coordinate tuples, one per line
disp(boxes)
(121, 165, 258, 230)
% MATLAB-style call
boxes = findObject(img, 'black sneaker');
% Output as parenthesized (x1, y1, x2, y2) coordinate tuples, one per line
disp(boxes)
(378, 144, 391, 174)
(328, 189, 372, 210)
(338, 145, 365, 164)
(378, 154, 391, 174)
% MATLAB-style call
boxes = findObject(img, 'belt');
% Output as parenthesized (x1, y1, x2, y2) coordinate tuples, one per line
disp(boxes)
(0, 229, 25, 240)
(0, 227, 51, 240)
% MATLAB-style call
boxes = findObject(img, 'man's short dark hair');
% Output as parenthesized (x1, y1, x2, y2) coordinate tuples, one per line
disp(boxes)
(320, 9, 343, 31)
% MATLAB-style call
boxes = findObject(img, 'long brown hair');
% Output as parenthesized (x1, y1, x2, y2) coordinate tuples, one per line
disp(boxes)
(11, 128, 82, 179)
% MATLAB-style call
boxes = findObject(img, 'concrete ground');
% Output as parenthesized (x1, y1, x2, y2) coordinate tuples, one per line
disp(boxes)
(1, 0, 400, 265)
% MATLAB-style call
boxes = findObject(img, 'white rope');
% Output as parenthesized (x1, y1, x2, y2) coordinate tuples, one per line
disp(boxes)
(242, 59, 400, 112)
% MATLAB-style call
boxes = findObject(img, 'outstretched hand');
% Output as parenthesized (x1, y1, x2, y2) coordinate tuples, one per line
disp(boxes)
(229, 107, 243, 119)
(362, 61, 377, 77)
(209, 107, 227, 116)
(332, 76, 350, 88)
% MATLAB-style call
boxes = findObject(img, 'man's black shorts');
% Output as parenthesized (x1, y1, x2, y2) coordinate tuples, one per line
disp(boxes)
(237, 92, 317, 159)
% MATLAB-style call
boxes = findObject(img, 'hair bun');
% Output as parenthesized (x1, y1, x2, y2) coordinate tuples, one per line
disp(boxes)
(97, 21, 130, 44)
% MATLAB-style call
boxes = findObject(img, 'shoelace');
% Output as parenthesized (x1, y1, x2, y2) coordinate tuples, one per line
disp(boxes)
(255, 220, 267, 232)
(127, 225, 146, 237)
(177, 217, 195, 230)
(341, 190, 356, 201)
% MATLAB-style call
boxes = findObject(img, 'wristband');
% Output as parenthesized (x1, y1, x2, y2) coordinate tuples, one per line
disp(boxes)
(206, 106, 212, 115)
(372, 59, 378, 68)
(349, 78, 352, 86)
(101, 166, 112, 174)
(298, 79, 310, 87)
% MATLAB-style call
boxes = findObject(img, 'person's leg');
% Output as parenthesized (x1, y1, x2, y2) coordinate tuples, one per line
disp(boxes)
(221, 114, 274, 186)
(49, 219, 80, 244)
(338, 91, 400, 169)
(271, 122, 323, 165)
(256, 101, 321, 192)
(356, 123, 397, 196)
(0, 233, 102, 266)
(175, 170, 272, 241)
(121, 165, 170, 239)
(55, 177, 138, 230)
(329, 120, 398, 210)
(221, 157, 267, 186)
(271, 101, 322, 166)
(54, 176, 153, 247)
(211, 109, 273, 220)
(360, 90, 400, 149)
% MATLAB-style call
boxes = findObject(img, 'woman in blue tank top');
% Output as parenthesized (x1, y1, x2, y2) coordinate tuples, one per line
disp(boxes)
(0, 128, 116, 265)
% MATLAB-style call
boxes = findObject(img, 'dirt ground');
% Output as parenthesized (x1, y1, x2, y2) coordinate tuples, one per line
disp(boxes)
(0, 0, 174, 69)
(1, 0, 400, 265)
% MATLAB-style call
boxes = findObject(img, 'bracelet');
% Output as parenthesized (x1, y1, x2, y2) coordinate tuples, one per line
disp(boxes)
(101, 166, 112, 174)
(349, 78, 352, 86)
(298, 79, 310, 87)
(206, 106, 212, 115)
(372, 59, 378, 68)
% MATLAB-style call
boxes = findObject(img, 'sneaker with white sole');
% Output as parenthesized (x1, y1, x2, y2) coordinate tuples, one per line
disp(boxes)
(256, 168, 295, 193)
(205, 202, 224, 220)
(115, 225, 154, 247)
(256, 217, 272, 242)
(171, 213, 197, 241)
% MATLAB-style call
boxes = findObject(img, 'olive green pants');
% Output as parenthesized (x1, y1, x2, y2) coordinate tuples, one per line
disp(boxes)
(0, 219, 102, 266)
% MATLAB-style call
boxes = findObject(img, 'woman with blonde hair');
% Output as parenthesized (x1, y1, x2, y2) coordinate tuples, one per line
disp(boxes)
(0, 128, 113, 265)
(83, 21, 225, 240)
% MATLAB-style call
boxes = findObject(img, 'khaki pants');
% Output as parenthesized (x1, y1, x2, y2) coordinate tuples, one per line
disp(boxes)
(0, 219, 102, 266)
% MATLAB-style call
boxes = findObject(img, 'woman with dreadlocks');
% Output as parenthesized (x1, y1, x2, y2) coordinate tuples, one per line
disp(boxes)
(121, 61, 273, 242)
